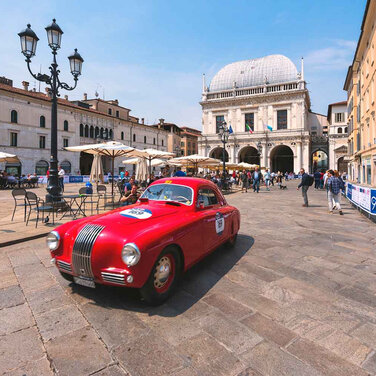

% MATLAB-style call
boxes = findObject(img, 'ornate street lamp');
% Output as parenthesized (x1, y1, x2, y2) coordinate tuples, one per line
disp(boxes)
(218, 121, 230, 180)
(18, 19, 83, 202)
(257, 141, 262, 155)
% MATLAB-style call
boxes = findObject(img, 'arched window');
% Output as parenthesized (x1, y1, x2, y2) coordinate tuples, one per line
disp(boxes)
(144, 136, 147, 143)
(90, 126, 94, 138)
(11, 110, 18, 124)
(84, 124, 89, 137)
(100, 127, 104, 138)
(109, 129, 113, 139)
(338, 128, 343, 134)
(95, 126, 99, 138)
(60, 160, 71, 174)
(121, 131, 124, 140)
(40, 115, 46, 128)
(64, 120, 68, 131)
(35, 160, 49, 175)
(153, 138, 156, 145)
(133, 134, 136, 142)
(162, 139, 164, 146)
(104, 128, 108, 139)
(80, 123, 84, 137)
(344, 127, 348, 133)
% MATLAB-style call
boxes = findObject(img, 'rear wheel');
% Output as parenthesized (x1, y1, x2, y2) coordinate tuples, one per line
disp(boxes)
(140, 247, 181, 305)
(226, 233, 238, 247)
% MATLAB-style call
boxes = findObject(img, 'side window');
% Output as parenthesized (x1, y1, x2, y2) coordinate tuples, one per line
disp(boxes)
(197, 188, 219, 207)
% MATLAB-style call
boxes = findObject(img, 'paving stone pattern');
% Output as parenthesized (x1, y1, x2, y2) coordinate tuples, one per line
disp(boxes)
(0, 180, 375, 375)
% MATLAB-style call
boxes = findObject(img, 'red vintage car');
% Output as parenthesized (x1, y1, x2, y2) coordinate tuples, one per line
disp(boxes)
(47, 177, 240, 304)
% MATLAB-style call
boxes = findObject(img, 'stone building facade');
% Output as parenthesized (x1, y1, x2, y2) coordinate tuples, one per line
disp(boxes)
(327, 101, 349, 173)
(344, 0, 376, 187)
(0, 78, 169, 176)
(198, 54, 315, 173)
(180, 126, 201, 156)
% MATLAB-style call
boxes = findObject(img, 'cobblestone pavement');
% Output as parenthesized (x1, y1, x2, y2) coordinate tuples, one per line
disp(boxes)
(1, 181, 376, 376)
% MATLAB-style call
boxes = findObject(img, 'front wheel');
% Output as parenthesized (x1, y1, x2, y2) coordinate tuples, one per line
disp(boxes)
(140, 247, 181, 305)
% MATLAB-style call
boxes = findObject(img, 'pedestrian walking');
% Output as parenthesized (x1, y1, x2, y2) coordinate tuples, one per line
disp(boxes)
(240, 170, 249, 192)
(264, 169, 271, 191)
(58, 165, 65, 192)
(327, 170, 344, 215)
(314, 170, 321, 189)
(252, 168, 262, 193)
(297, 168, 311, 207)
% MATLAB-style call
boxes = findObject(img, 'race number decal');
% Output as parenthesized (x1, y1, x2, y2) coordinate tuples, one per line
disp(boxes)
(120, 208, 152, 219)
(215, 212, 225, 235)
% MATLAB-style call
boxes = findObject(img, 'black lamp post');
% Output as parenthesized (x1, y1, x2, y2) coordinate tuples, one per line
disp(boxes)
(218, 121, 230, 179)
(257, 141, 262, 157)
(18, 20, 83, 202)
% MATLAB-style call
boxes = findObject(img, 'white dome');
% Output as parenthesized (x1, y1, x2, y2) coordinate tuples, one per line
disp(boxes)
(209, 54, 299, 92)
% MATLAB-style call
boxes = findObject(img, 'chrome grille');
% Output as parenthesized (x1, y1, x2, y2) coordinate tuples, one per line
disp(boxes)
(101, 272, 126, 285)
(72, 224, 104, 278)
(57, 260, 72, 273)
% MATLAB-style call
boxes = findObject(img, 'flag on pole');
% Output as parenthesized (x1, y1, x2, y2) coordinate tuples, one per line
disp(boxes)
(263, 123, 273, 132)
(245, 124, 253, 133)
(229, 125, 234, 134)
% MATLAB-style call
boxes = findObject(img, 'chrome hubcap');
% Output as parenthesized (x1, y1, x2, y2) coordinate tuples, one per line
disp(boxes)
(154, 256, 171, 289)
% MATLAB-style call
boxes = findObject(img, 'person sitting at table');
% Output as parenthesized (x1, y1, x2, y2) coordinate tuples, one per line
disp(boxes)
(120, 184, 140, 206)
(7, 174, 17, 187)
(124, 177, 135, 192)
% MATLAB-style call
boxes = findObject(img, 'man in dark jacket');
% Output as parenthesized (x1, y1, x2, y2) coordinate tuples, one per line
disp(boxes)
(297, 168, 310, 207)
(252, 168, 263, 193)
(314, 170, 321, 189)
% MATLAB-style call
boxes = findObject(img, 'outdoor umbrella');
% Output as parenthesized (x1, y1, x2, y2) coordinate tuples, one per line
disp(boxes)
(168, 154, 221, 175)
(127, 148, 175, 177)
(90, 154, 104, 185)
(122, 157, 179, 168)
(135, 158, 148, 182)
(0, 152, 19, 163)
(238, 162, 258, 170)
(65, 141, 134, 196)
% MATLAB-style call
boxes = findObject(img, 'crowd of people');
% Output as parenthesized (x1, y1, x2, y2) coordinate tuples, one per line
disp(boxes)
(0, 171, 38, 189)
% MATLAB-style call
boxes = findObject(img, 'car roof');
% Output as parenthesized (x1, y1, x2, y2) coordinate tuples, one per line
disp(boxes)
(150, 177, 218, 190)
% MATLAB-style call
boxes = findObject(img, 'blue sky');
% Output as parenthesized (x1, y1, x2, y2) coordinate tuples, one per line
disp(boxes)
(0, 0, 366, 129)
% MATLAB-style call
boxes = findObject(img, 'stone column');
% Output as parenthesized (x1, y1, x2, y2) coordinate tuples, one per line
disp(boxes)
(295, 142, 302, 172)
(262, 143, 267, 168)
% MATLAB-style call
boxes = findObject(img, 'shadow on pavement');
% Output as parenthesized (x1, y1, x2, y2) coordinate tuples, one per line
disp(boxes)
(68, 234, 254, 316)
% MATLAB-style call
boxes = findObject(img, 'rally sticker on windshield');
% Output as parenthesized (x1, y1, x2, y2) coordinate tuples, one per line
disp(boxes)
(215, 212, 225, 235)
(120, 208, 152, 219)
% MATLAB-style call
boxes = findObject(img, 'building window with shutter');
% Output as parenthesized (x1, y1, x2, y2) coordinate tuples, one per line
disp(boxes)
(335, 113, 344, 123)
(277, 110, 288, 130)
(63, 138, 69, 148)
(39, 136, 46, 149)
(10, 132, 17, 146)
(116, 110, 119, 118)
(40, 115, 46, 128)
(108, 108, 112, 115)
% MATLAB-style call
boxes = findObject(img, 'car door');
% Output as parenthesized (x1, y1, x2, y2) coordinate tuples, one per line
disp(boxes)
(197, 187, 227, 253)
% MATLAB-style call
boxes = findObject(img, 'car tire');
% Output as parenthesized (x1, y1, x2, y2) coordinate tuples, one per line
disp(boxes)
(140, 246, 181, 305)
(226, 233, 238, 247)
(59, 271, 74, 282)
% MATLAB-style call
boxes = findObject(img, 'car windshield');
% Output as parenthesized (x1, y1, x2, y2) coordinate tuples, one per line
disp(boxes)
(141, 183, 193, 205)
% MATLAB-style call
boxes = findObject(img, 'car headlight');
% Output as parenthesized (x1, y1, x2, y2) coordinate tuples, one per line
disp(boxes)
(121, 243, 141, 266)
(46, 231, 60, 251)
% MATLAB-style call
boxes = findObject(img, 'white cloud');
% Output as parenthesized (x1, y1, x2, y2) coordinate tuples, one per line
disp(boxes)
(304, 39, 356, 71)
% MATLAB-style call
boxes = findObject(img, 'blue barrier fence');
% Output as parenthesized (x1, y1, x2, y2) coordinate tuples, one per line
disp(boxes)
(346, 182, 376, 217)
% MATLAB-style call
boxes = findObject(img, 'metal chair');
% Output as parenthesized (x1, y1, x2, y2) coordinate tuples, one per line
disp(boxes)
(97, 184, 107, 208)
(11, 188, 27, 221)
(79, 187, 99, 215)
(25, 191, 53, 227)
